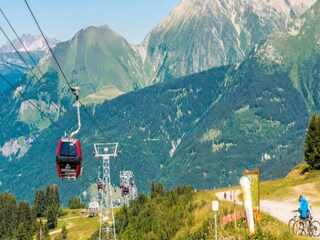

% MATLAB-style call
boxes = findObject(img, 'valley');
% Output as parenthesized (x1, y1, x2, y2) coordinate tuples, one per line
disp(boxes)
(0, 2, 320, 239)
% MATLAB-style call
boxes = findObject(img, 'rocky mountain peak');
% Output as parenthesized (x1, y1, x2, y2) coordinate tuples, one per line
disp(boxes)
(0, 33, 60, 53)
(137, 0, 316, 85)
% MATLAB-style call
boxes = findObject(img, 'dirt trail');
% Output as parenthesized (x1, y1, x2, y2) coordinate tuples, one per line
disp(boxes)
(49, 216, 82, 235)
(261, 199, 320, 224)
(216, 189, 320, 224)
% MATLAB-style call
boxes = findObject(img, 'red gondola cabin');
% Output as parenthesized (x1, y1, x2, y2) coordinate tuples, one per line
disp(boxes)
(98, 181, 103, 191)
(56, 138, 82, 179)
(121, 184, 130, 196)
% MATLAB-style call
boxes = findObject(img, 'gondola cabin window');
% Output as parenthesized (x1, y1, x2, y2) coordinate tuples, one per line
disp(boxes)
(60, 141, 77, 157)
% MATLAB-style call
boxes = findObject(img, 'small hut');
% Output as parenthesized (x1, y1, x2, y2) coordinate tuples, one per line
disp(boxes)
(88, 201, 100, 216)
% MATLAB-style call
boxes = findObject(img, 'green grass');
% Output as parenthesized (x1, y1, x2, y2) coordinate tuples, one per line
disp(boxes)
(48, 209, 99, 239)
(173, 164, 320, 239)
(172, 188, 303, 239)
(80, 85, 125, 105)
(47, 207, 123, 239)
(45, 165, 320, 239)
(260, 164, 320, 202)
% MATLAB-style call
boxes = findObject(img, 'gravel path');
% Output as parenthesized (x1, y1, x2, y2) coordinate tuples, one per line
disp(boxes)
(216, 190, 320, 224)
(261, 199, 320, 224)
(260, 200, 297, 223)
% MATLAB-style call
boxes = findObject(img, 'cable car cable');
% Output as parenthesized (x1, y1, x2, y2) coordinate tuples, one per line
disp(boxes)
(0, 9, 76, 128)
(0, 8, 84, 137)
(78, 99, 107, 137)
(0, 24, 76, 131)
(0, 8, 51, 86)
(1, 78, 90, 181)
(0, 73, 65, 132)
(0, 9, 44, 79)
(23, 0, 109, 180)
(24, 0, 108, 139)
(24, 0, 74, 96)
(0, 25, 65, 109)
(0, 26, 45, 85)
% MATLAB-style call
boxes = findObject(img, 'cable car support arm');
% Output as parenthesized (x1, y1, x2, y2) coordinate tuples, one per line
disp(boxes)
(69, 87, 81, 138)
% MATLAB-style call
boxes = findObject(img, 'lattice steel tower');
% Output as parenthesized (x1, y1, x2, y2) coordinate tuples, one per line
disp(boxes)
(94, 143, 118, 240)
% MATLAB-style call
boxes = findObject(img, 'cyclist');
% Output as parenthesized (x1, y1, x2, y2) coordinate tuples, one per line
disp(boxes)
(299, 195, 309, 220)
(294, 195, 315, 235)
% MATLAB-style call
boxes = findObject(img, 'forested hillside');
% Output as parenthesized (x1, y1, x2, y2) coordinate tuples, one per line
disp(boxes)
(1, 66, 229, 203)
(1, 0, 320, 203)
(0, 192, 36, 239)
(161, 55, 309, 188)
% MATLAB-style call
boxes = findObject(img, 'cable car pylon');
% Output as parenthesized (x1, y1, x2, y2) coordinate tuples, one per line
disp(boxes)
(56, 87, 83, 180)
(94, 142, 118, 240)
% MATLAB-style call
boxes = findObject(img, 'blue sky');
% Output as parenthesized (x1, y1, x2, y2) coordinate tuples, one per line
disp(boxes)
(0, 0, 180, 46)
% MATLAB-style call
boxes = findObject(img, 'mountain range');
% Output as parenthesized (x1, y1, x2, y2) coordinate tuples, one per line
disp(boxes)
(0, 33, 59, 53)
(139, 0, 316, 84)
(30, 0, 317, 103)
(0, 0, 319, 203)
(0, 34, 59, 92)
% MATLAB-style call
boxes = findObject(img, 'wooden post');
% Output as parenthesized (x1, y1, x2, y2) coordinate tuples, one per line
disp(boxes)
(243, 168, 261, 224)
(234, 201, 237, 229)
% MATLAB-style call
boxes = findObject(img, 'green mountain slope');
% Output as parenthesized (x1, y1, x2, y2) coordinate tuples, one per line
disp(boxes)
(41, 25, 146, 102)
(160, 60, 309, 189)
(255, 0, 320, 111)
(0, 25, 147, 166)
(0, 66, 229, 202)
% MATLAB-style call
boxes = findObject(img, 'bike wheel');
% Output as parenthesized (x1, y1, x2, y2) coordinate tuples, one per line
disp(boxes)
(293, 221, 304, 236)
(312, 220, 320, 237)
(304, 218, 313, 236)
(288, 218, 296, 230)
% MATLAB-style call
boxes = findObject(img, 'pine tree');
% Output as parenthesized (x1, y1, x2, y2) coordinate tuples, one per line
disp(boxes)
(0, 192, 18, 237)
(51, 184, 60, 209)
(69, 196, 85, 209)
(15, 222, 31, 240)
(16, 201, 35, 238)
(0, 192, 37, 239)
(150, 182, 164, 198)
(45, 185, 60, 218)
(45, 185, 51, 209)
(47, 205, 58, 229)
(61, 225, 68, 240)
(34, 189, 46, 217)
(304, 113, 320, 169)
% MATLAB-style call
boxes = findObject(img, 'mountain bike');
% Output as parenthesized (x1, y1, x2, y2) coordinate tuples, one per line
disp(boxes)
(293, 218, 313, 236)
(290, 208, 320, 237)
(310, 219, 320, 237)
(293, 218, 320, 237)
(288, 210, 299, 229)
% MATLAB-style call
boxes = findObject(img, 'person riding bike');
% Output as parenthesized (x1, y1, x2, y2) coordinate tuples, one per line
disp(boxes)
(299, 195, 311, 220)
(294, 195, 315, 236)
